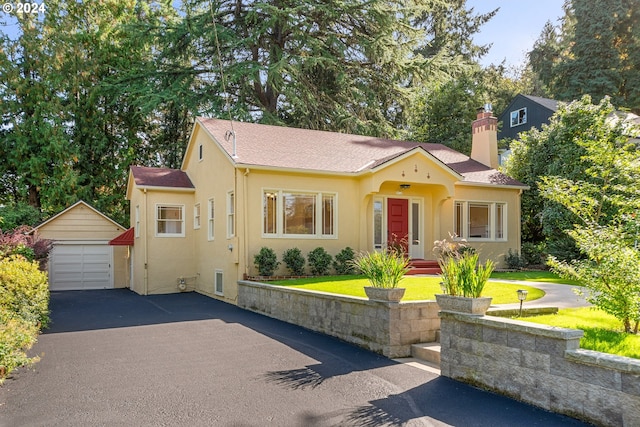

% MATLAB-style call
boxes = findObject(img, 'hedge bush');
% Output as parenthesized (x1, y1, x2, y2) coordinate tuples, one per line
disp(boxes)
(333, 247, 356, 275)
(308, 247, 333, 276)
(253, 247, 280, 276)
(0, 255, 49, 383)
(282, 248, 306, 276)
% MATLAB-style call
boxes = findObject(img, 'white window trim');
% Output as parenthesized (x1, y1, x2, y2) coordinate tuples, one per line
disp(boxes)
(214, 269, 224, 296)
(208, 198, 215, 241)
(155, 204, 185, 238)
(453, 200, 507, 242)
(261, 188, 338, 239)
(194, 203, 201, 229)
(227, 191, 235, 238)
(373, 197, 385, 251)
(510, 107, 527, 127)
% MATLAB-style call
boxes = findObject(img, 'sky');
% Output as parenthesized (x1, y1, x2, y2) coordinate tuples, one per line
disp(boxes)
(467, 0, 566, 68)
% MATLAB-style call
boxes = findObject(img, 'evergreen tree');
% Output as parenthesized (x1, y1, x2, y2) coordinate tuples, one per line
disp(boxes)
(527, 0, 640, 113)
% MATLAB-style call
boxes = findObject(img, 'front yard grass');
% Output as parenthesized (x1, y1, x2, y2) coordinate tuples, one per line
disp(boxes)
(269, 275, 545, 304)
(523, 307, 640, 359)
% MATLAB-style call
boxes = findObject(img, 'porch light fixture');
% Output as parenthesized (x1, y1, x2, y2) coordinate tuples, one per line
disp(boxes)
(400, 184, 411, 190)
(517, 289, 528, 317)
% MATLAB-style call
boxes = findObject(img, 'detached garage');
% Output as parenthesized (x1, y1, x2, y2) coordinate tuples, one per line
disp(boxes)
(34, 201, 130, 291)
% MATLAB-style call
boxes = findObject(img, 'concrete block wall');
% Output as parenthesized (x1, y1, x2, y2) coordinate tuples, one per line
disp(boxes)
(439, 311, 640, 426)
(237, 280, 440, 358)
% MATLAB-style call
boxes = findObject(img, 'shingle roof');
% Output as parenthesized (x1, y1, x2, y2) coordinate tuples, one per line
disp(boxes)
(197, 118, 524, 187)
(130, 166, 194, 189)
(521, 95, 559, 112)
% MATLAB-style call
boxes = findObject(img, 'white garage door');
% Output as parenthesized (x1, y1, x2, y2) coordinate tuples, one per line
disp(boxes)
(49, 244, 113, 291)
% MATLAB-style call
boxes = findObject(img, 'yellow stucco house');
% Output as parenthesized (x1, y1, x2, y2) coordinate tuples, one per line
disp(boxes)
(125, 109, 527, 301)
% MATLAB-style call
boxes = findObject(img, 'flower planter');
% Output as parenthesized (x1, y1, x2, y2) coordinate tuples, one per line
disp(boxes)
(435, 294, 492, 315)
(364, 287, 406, 302)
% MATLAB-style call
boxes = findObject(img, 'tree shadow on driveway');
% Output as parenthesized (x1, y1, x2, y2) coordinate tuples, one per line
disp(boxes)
(44, 289, 590, 426)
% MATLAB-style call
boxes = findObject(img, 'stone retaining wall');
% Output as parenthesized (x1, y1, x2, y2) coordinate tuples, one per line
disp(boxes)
(237, 280, 440, 358)
(439, 311, 640, 426)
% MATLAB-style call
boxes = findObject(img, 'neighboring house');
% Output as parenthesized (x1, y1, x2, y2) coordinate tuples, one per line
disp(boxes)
(497, 94, 558, 141)
(34, 200, 130, 291)
(126, 108, 527, 301)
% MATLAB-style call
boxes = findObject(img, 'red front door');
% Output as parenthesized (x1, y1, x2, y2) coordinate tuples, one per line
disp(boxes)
(387, 198, 408, 254)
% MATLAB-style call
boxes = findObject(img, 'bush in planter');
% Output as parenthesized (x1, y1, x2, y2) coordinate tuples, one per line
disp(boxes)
(307, 247, 333, 275)
(253, 247, 280, 276)
(439, 252, 494, 298)
(282, 248, 306, 276)
(333, 247, 355, 275)
(351, 249, 409, 288)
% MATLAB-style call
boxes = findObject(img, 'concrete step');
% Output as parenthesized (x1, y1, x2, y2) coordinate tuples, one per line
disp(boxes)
(411, 342, 441, 365)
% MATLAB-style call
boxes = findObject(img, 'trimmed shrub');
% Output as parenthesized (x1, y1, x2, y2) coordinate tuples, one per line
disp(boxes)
(253, 247, 280, 276)
(504, 249, 526, 270)
(333, 247, 356, 275)
(307, 247, 333, 276)
(0, 255, 50, 327)
(282, 248, 306, 276)
(0, 312, 39, 382)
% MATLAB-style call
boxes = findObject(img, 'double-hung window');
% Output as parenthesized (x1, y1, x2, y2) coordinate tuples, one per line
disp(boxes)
(227, 191, 235, 238)
(156, 204, 185, 237)
(263, 190, 337, 238)
(453, 201, 506, 241)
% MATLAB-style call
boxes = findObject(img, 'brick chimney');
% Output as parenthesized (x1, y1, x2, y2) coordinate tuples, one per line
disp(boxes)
(470, 104, 498, 169)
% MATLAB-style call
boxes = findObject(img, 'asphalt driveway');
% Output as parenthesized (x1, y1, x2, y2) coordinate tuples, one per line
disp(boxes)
(0, 289, 590, 426)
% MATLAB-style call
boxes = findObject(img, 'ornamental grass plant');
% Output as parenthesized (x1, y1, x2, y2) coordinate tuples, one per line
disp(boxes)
(439, 252, 494, 298)
(352, 249, 409, 289)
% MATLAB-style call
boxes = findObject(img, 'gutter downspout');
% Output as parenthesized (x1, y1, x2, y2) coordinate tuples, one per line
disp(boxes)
(143, 188, 149, 295)
(243, 168, 250, 278)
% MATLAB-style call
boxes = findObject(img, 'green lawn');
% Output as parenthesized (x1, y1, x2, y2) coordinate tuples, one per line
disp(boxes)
(270, 275, 545, 304)
(523, 307, 640, 359)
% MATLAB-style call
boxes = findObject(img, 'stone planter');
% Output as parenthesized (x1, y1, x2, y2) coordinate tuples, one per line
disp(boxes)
(364, 287, 406, 302)
(435, 294, 492, 315)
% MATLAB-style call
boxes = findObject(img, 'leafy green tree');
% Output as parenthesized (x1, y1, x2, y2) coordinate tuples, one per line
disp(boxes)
(503, 96, 635, 259)
(409, 64, 530, 154)
(540, 98, 640, 332)
(0, 202, 43, 231)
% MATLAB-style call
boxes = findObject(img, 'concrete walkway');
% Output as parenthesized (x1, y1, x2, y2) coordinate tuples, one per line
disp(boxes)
(489, 280, 591, 311)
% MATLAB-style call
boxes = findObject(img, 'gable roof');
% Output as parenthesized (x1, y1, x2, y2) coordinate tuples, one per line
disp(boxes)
(34, 200, 125, 232)
(520, 95, 559, 113)
(130, 166, 195, 189)
(196, 118, 525, 187)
